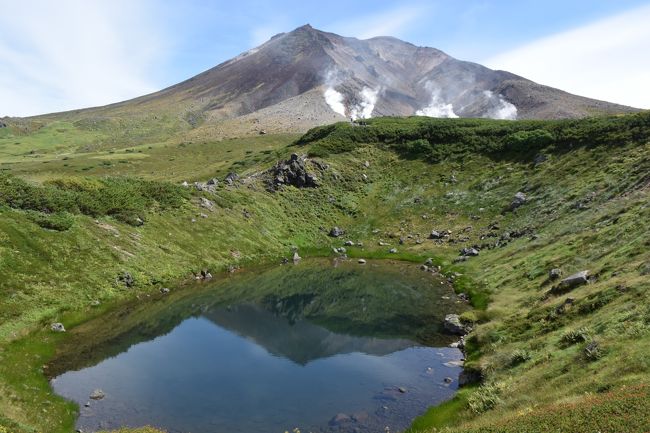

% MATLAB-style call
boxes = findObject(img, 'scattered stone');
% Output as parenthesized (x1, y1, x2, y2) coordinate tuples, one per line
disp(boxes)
(199, 197, 215, 210)
(329, 413, 352, 426)
(89, 389, 105, 400)
(207, 178, 219, 186)
(508, 192, 528, 211)
(454, 256, 469, 263)
(420, 265, 429, 271)
(118, 272, 134, 288)
(443, 314, 471, 335)
(293, 251, 301, 263)
(533, 154, 548, 166)
(344, 240, 354, 246)
(50, 323, 66, 333)
(84, 402, 90, 407)
(398, 387, 407, 393)
(200, 269, 213, 280)
(333, 247, 347, 255)
(364, 160, 370, 168)
(460, 247, 479, 257)
(389, 248, 398, 254)
(549, 268, 563, 280)
(358, 259, 367, 264)
(329, 227, 344, 237)
(424, 258, 433, 266)
(199, 213, 209, 219)
(181, 181, 189, 187)
(554, 270, 590, 293)
(224, 172, 239, 185)
(429, 230, 444, 240)
(443, 377, 454, 384)
(90, 300, 101, 307)
(378, 241, 390, 246)
(160, 288, 170, 294)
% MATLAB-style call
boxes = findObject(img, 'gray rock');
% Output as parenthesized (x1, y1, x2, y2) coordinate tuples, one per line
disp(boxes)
(224, 172, 239, 185)
(509, 192, 527, 211)
(549, 268, 563, 280)
(389, 248, 398, 254)
(358, 259, 367, 264)
(429, 230, 444, 239)
(533, 154, 548, 166)
(118, 272, 134, 288)
(160, 288, 170, 294)
(269, 154, 318, 189)
(557, 270, 590, 291)
(443, 377, 454, 384)
(424, 258, 433, 266)
(460, 247, 479, 257)
(292, 251, 301, 263)
(329, 227, 344, 237)
(207, 178, 219, 186)
(51, 323, 66, 333)
(89, 389, 105, 400)
(199, 197, 215, 210)
(443, 314, 471, 335)
(344, 240, 354, 246)
(398, 387, 407, 393)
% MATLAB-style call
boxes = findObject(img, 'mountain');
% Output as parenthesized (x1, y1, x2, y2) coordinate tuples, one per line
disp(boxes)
(36, 24, 638, 137)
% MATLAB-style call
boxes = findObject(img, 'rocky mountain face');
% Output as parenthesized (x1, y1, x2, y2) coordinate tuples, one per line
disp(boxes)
(37, 25, 637, 134)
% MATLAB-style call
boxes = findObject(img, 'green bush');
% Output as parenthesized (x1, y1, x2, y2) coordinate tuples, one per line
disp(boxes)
(0, 174, 188, 226)
(467, 383, 503, 414)
(560, 327, 591, 347)
(509, 349, 532, 366)
(26, 211, 75, 231)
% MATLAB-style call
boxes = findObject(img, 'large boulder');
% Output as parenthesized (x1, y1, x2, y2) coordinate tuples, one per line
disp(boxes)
(270, 154, 318, 189)
(555, 270, 590, 292)
(443, 314, 471, 335)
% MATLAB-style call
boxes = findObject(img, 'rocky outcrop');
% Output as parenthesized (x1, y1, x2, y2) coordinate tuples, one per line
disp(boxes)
(443, 314, 472, 335)
(508, 192, 527, 211)
(269, 154, 318, 189)
(553, 270, 590, 293)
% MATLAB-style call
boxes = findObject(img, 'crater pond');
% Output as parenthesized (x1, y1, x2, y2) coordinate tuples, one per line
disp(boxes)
(48, 259, 467, 433)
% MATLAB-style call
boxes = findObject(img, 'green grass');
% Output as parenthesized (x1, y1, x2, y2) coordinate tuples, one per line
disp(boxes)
(1, 112, 649, 433)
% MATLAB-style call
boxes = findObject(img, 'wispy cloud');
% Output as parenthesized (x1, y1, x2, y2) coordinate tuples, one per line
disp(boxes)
(485, 4, 650, 109)
(0, 0, 167, 117)
(329, 4, 431, 40)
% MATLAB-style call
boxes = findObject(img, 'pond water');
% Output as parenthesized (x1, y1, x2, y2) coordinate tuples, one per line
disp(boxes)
(49, 259, 466, 433)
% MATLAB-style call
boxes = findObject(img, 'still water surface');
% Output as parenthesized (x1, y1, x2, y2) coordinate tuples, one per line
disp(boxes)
(50, 260, 465, 433)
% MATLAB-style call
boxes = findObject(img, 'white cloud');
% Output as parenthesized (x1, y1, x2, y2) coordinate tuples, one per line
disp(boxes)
(0, 0, 167, 117)
(485, 4, 650, 109)
(330, 5, 430, 40)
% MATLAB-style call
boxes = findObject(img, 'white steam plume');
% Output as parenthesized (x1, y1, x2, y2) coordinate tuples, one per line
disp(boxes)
(483, 91, 517, 120)
(416, 85, 458, 118)
(350, 87, 379, 120)
(324, 87, 346, 117)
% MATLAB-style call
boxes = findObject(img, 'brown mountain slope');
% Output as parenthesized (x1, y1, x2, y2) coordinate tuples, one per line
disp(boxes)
(33, 24, 638, 137)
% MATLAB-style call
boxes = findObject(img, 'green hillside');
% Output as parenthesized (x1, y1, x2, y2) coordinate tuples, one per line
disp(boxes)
(0, 112, 649, 433)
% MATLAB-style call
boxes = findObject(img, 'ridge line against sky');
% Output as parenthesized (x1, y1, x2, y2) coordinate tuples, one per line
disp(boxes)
(0, 0, 648, 117)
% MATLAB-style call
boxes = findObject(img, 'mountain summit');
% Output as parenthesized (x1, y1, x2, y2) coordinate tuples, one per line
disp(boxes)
(43, 25, 637, 135)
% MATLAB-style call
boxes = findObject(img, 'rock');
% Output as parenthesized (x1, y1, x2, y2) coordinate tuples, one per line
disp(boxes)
(344, 240, 354, 246)
(460, 247, 479, 257)
(389, 248, 398, 254)
(364, 160, 370, 168)
(50, 323, 66, 333)
(443, 314, 471, 335)
(351, 411, 369, 423)
(259, 130, 267, 135)
(458, 368, 483, 387)
(358, 259, 367, 264)
(160, 288, 170, 294)
(329, 227, 344, 237)
(84, 402, 90, 407)
(207, 178, 219, 186)
(181, 181, 189, 187)
(292, 251, 301, 263)
(0, 121, 6, 128)
(555, 270, 590, 292)
(424, 258, 433, 266)
(269, 154, 318, 189)
(329, 413, 352, 426)
(200, 197, 215, 210)
(509, 192, 527, 211)
(549, 268, 563, 280)
(118, 272, 134, 288)
(398, 387, 407, 393)
(224, 172, 239, 185)
(89, 389, 105, 400)
(443, 377, 454, 384)
(420, 265, 429, 271)
(200, 269, 213, 280)
(533, 154, 548, 166)
(429, 230, 444, 239)
(199, 213, 209, 219)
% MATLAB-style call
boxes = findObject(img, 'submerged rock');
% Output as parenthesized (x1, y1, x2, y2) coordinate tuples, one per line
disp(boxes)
(89, 389, 105, 400)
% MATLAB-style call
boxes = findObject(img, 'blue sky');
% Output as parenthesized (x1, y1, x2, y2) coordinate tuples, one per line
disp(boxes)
(1, 0, 649, 116)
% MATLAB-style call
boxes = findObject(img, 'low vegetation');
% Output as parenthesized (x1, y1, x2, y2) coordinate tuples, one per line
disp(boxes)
(1, 112, 649, 433)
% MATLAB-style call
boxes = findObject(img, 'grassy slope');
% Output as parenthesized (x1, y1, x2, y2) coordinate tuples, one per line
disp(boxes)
(0, 113, 649, 432)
